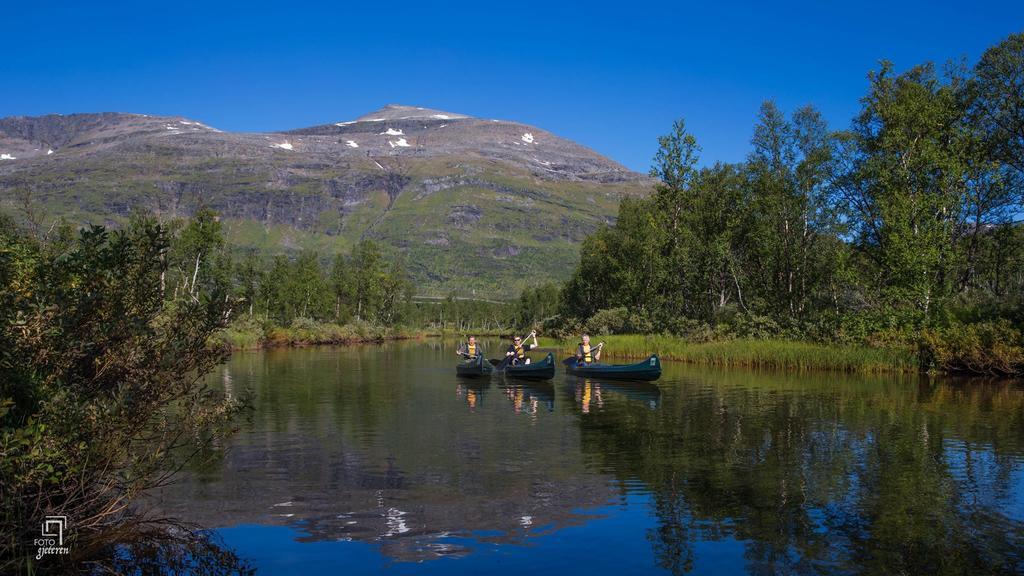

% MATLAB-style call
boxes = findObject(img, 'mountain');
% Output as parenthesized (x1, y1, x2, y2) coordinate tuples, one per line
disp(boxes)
(0, 105, 652, 296)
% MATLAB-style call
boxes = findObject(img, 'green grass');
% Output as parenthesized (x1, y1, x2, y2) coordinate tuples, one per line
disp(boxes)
(215, 317, 438, 350)
(541, 334, 919, 374)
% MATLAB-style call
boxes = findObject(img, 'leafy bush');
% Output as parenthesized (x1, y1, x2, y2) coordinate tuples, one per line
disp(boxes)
(920, 320, 1024, 376)
(728, 313, 783, 340)
(0, 220, 248, 573)
(584, 307, 631, 335)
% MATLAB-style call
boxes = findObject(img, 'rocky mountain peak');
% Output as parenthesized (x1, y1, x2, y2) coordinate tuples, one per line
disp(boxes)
(353, 105, 471, 122)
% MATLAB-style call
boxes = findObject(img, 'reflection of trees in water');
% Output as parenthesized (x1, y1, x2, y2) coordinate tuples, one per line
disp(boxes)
(570, 370, 1024, 575)
(157, 348, 616, 563)
(647, 480, 696, 575)
(108, 528, 254, 575)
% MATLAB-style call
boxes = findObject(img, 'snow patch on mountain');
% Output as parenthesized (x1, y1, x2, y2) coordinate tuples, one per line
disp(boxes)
(521, 133, 535, 144)
(0, 153, 15, 160)
(381, 128, 404, 136)
(346, 140, 359, 148)
(271, 141, 294, 150)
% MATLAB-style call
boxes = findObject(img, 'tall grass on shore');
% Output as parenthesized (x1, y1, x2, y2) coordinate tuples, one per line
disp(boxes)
(543, 334, 918, 374)
(216, 316, 438, 350)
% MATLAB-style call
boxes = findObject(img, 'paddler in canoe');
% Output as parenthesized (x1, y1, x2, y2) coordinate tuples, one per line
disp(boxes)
(505, 331, 539, 365)
(575, 334, 605, 366)
(456, 336, 482, 359)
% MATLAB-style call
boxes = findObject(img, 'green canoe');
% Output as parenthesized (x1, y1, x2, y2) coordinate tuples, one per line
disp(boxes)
(493, 352, 556, 381)
(564, 354, 662, 381)
(456, 354, 493, 378)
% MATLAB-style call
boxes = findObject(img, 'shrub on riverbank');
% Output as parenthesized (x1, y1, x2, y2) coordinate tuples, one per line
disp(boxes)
(920, 320, 1024, 376)
(546, 334, 918, 373)
(0, 219, 249, 573)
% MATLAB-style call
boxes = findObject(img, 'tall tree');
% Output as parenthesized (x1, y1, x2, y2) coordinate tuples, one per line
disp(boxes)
(841, 62, 969, 317)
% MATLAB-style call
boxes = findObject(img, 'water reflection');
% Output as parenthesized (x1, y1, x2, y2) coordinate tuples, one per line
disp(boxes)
(155, 342, 614, 565)
(152, 342, 1024, 574)
(499, 380, 555, 416)
(567, 377, 661, 412)
(455, 381, 488, 411)
(572, 369, 1024, 575)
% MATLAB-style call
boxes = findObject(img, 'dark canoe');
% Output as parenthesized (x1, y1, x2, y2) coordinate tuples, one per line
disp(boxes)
(456, 354, 493, 378)
(565, 354, 662, 381)
(499, 352, 556, 381)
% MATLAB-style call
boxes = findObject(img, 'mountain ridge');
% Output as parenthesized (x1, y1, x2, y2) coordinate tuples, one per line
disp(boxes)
(0, 106, 652, 296)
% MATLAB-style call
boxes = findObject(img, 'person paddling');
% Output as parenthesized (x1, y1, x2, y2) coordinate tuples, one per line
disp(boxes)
(457, 336, 482, 359)
(506, 331, 539, 366)
(576, 334, 604, 366)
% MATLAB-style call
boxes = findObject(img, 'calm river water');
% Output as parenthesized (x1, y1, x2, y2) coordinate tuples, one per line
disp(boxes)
(153, 340, 1024, 575)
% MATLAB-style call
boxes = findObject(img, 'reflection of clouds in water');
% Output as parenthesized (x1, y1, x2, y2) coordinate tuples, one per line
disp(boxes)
(222, 366, 233, 399)
(384, 507, 410, 536)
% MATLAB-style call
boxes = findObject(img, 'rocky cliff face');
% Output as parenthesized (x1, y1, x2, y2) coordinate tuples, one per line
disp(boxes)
(0, 105, 652, 296)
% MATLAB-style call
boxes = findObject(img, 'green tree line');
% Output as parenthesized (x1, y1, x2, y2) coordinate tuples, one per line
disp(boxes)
(555, 33, 1024, 374)
(162, 209, 413, 327)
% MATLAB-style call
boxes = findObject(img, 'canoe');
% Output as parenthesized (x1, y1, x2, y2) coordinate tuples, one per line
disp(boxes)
(564, 354, 662, 381)
(456, 354, 493, 378)
(496, 352, 556, 380)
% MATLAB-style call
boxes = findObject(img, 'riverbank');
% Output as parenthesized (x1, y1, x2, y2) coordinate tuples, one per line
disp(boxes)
(218, 321, 1018, 377)
(216, 317, 440, 350)
(215, 317, 517, 350)
(543, 335, 919, 374)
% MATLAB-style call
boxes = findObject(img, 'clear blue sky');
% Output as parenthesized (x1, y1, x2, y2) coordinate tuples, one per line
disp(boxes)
(2, 1, 1022, 172)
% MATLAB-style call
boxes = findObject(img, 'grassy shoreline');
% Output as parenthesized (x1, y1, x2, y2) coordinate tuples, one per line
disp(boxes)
(216, 319, 438, 350)
(541, 335, 919, 374)
(216, 318, 512, 350)
(218, 320, 919, 374)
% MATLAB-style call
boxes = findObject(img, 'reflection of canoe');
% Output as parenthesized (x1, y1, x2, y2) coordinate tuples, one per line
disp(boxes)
(565, 355, 662, 381)
(564, 378, 662, 408)
(500, 379, 555, 404)
(597, 380, 661, 406)
(495, 353, 556, 380)
(456, 354, 493, 378)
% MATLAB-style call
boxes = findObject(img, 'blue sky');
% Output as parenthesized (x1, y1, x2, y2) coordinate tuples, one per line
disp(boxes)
(2, 1, 1022, 172)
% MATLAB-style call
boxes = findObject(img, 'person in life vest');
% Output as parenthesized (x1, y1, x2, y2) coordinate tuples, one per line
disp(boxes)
(457, 336, 482, 359)
(576, 334, 604, 365)
(505, 331, 539, 365)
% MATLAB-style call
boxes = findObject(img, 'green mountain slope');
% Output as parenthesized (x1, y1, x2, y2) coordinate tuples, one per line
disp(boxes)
(0, 105, 651, 296)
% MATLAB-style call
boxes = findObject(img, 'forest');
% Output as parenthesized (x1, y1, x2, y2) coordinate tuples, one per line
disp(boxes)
(551, 33, 1024, 375)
